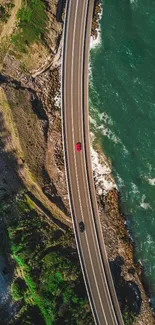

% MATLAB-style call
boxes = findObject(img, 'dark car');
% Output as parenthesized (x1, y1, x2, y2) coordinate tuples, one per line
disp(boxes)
(79, 221, 85, 232)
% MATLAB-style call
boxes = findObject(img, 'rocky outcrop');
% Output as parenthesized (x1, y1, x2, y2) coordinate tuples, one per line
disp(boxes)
(110, 256, 142, 318)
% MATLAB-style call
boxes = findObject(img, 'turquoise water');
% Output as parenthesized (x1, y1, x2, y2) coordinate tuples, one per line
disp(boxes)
(89, 0, 155, 302)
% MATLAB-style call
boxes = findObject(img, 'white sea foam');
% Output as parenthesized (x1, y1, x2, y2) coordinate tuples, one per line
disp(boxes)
(89, 115, 97, 128)
(98, 111, 113, 126)
(146, 234, 154, 246)
(90, 31, 101, 49)
(116, 174, 124, 188)
(99, 125, 120, 144)
(130, 0, 138, 9)
(122, 144, 129, 155)
(89, 102, 120, 145)
(140, 194, 152, 210)
(147, 178, 155, 186)
(147, 162, 153, 173)
(90, 137, 117, 196)
(89, 3, 117, 196)
(131, 182, 139, 195)
(90, 110, 120, 145)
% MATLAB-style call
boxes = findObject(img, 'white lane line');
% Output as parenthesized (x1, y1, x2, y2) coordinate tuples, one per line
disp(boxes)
(63, 1, 108, 323)
(76, 0, 117, 323)
(80, 1, 123, 322)
(77, 0, 107, 289)
(78, 1, 118, 323)
(62, 1, 99, 325)
(61, 1, 116, 322)
(70, 1, 108, 323)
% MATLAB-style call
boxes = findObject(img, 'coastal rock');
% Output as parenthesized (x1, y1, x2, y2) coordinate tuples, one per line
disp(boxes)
(124, 281, 142, 315)
(110, 256, 142, 316)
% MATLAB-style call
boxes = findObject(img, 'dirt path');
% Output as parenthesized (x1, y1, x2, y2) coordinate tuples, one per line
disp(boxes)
(0, 0, 21, 41)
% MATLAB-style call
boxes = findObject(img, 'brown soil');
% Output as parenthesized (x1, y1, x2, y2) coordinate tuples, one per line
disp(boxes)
(3, 84, 48, 185)
(0, 0, 21, 41)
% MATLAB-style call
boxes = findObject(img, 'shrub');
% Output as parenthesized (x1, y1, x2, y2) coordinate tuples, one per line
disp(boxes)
(11, 279, 24, 301)
(0, 2, 15, 22)
(12, 0, 47, 51)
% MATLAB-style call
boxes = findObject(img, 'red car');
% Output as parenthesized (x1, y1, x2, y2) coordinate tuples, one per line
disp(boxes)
(76, 142, 81, 152)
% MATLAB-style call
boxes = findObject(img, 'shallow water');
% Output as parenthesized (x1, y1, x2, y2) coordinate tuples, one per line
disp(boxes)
(89, 0, 155, 302)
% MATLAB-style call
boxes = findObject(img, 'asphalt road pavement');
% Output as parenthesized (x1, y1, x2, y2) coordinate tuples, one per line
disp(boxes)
(61, 1, 125, 324)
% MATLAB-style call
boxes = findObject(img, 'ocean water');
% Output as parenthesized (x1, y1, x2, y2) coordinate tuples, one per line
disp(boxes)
(89, 0, 155, 303)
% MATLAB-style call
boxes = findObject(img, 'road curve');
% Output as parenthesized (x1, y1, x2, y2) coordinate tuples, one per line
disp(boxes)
(61, 1, 125, 324)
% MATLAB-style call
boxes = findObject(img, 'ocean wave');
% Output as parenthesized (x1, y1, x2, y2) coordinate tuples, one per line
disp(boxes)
(90, 31, 101, 49)
(147, 178, 155, 186)
(122, 144, 129, 155)
(130, 0, 138, 7)
(89, 103, 120, 145)
(98, 111, 113, 126)
(89, 96, 114, 127)
(90, 135, 117, 196)
(89, 115, 98, 128)
(116, 174, 125, 188)
(89, 100, 122, 145)
(140, 194, 152, 210)
(90, 115, 121, 145)
(98, 125, 120, 144)
(146, 234, 154, 246)
(88, 77, 101, 107)
(130, 182, 139, 195)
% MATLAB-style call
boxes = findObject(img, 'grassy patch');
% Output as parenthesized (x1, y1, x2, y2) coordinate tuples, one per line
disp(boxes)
(19, 41, 50, 72)
(12, 0, 47, 51)
(0, 38, 10, 67)
(0, 87, 24, 159)
(2, 194, 93, 325)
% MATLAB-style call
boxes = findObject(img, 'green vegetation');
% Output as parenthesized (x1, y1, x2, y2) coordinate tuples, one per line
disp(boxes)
(12, 0, 47, 51)
(123, 307, 136, 325)
(0, 2, 14, 22)
(11, 278, 24, 301)
(2, 193, 94, 325)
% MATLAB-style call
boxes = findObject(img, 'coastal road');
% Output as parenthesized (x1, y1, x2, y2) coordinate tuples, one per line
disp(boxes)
(61, 0, 125, 324)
